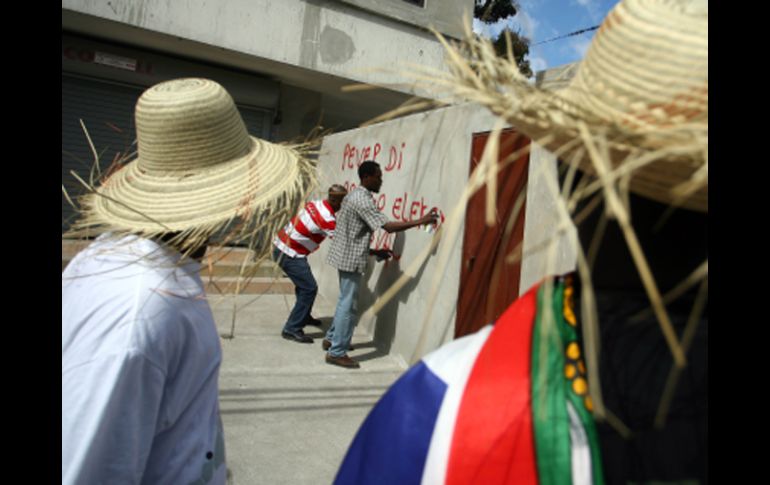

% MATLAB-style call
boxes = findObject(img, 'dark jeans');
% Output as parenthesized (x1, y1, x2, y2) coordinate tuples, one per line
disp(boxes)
(273, 247, 318, 334)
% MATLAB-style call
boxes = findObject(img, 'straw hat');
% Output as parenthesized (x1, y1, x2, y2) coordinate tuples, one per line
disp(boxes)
(70, 78, 316, 251)
(442, 0, 708, 212)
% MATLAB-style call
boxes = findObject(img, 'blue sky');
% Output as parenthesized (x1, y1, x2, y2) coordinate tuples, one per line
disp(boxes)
(472, 0, 621, 73)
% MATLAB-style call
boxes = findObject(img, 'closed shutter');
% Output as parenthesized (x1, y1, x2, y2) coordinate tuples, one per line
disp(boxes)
(61, 74, 142, 233)
(238, 105, 272, 140)
(61, 74, 273, 233)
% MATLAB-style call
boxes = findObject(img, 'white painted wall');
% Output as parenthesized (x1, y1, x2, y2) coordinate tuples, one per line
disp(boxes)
(310, 103, 580, 365)
(311, 103, 500, 367)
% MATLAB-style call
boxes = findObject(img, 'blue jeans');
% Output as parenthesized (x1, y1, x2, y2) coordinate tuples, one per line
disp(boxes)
(273, 247, 318, 334)
(325, 270, 361, 357)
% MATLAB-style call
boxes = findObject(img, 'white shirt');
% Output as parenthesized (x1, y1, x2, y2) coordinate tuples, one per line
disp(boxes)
(62, 234, 226, 485)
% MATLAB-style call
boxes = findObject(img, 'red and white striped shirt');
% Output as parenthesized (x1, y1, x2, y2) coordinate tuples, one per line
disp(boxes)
(273, 199, 337, 258)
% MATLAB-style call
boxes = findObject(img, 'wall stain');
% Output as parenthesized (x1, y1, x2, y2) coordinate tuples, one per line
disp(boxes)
(319, 26, 355, 64)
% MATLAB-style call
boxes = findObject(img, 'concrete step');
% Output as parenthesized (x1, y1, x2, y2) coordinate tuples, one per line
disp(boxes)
(62, 239, 293, 294)
(202, 277, 294, 295)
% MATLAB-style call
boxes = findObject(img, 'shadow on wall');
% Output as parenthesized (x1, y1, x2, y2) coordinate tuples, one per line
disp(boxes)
(356, 231, 437, 362)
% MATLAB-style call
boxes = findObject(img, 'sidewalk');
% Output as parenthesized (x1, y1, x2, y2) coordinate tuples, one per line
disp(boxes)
(209, 293, 407, 485)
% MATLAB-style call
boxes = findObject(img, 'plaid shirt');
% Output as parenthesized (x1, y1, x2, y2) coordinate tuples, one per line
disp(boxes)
(326, 186, 388, 273)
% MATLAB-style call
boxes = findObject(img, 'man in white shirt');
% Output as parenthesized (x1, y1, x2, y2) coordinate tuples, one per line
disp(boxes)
(62, 78, 313, 484)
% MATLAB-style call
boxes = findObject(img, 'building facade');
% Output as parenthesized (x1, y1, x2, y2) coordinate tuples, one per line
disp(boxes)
(62, 0, 472, 232)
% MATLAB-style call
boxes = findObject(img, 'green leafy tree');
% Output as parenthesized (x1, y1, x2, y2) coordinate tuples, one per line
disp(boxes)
(474, 0, 517, 22)
(474, 0, 533, 78)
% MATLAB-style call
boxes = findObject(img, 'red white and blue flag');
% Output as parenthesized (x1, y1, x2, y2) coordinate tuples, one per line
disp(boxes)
(334, 276, 604, 485)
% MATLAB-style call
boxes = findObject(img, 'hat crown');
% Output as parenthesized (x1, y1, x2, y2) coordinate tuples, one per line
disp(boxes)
(135, 78, 252, 173)
(568, 0, 708, 129)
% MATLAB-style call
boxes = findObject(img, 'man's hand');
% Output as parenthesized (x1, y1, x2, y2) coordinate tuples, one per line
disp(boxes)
(382, 208, 440, 234)
(419, 208, 439, 227)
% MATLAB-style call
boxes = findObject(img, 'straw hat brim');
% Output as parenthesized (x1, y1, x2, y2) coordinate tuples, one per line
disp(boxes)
(434, 0, 707, 212)
(87, 136, 303, 233)
(498, 118, 708, 212)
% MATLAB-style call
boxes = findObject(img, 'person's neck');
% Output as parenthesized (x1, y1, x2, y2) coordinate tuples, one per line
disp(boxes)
(156, 233, 208, 262)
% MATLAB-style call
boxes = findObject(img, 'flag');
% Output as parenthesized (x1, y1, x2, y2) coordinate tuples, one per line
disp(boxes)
(334, 275, 604, 485)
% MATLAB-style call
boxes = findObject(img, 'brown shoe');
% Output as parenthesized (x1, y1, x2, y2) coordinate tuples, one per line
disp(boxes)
(322, 339, 355, 351)
(325, 353, 360, 369)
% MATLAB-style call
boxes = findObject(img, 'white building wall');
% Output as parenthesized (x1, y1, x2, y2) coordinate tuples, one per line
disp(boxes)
(518, 144, 579, 296)
(310, 103, 581, 365)
(311, 103, 500, 367)
(62, 0, 456, 99)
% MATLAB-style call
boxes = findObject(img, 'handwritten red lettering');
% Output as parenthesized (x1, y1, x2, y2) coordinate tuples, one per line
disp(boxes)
(341, 142, 387, 171)
(386, 147, 396, 171)
(391, 196, 403, 220)
(409, 200, 422, 220)
(371, 230, 394, 251)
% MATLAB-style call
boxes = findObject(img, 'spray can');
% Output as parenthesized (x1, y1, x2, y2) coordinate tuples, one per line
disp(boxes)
(423, 207, 439, 234)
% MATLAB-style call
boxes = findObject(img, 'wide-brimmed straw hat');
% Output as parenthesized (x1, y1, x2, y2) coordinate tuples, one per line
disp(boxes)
(438, 0, 708, 212)
(70, 78, 316, 252)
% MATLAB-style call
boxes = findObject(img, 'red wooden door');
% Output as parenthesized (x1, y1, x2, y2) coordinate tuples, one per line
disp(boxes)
(455, 129, 530, 338)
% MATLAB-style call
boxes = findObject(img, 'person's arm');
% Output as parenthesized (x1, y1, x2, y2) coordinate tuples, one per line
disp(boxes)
(62, 352, 165, 484)
(382, 210, 438, 234)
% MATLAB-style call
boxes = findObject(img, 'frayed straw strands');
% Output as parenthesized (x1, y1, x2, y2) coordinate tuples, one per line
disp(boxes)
(358, 0, 707, 428)
(64, 78, 318, 314)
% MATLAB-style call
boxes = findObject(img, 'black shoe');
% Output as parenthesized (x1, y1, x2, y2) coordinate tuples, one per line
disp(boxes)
(322, 339, 355, 351)
(305, 316, 323, 327)
(281, 330, 313, 344)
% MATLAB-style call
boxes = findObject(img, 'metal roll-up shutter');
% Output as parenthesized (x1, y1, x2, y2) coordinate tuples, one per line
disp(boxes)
(238, 105, 272, 140)
(61, 74, 143, 233)
(62, 75, 273, 234)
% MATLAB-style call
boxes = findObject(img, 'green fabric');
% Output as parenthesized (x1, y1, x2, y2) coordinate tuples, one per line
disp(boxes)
(531, 277, 605, 485)
(532, 280, 572, 485)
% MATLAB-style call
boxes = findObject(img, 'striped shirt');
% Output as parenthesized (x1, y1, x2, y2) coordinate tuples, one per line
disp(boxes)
(273, 199, 337, 258)
(326, 187, 389, 273)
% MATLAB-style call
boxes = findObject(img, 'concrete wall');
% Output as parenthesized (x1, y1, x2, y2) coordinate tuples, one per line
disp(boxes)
(337, 0, 470, 39)
(534, 62, 580, 91)
(61, 34, 280, 110)
(62, 0, 452, 99)
(311, 103, 500, 367)
(519, 62, 581, 293)
(518, 144, 579, 296)
(310, 102, 581, 363)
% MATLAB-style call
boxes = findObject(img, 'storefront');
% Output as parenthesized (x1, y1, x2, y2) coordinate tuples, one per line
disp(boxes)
(61, 33, 279, 233)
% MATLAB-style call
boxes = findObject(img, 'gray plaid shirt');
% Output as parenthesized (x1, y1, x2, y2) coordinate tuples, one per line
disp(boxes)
(326, 186, 388, 273)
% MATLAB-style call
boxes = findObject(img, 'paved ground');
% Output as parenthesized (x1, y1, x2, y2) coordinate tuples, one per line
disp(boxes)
(209, 294, 407, 485)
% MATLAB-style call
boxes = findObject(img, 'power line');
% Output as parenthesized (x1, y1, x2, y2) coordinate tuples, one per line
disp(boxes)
(532, 25, 599, 46)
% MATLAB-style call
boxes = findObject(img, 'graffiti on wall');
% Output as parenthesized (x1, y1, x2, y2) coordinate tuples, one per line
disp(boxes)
(336, 140, 446, 261)
(341, 141, 406, 173)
